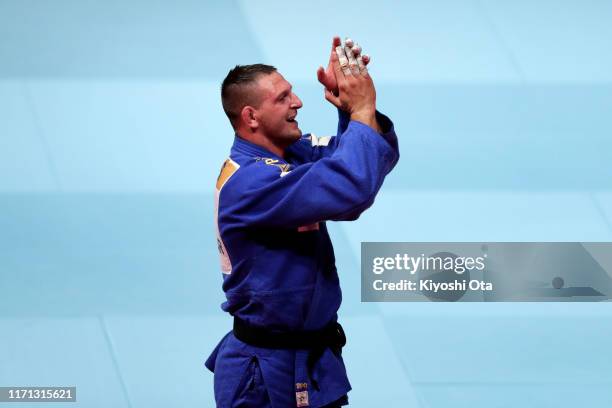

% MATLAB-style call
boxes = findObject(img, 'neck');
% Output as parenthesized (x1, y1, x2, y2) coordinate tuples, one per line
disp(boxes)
(236, 128, 287, 159)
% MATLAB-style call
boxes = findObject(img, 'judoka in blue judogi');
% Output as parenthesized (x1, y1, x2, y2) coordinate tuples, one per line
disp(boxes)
(206, 37, 399, 408)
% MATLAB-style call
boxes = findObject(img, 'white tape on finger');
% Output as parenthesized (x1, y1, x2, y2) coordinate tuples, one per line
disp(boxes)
(352, 43, 366, 72)
(344, 45, 359, 74)
(356, 55, 367, 72)
(336, 45, 351, 75)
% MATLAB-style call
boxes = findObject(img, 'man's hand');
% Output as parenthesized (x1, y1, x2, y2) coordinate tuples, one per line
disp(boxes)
(317, 36, 370, 96)
(323, 38, 380, 133)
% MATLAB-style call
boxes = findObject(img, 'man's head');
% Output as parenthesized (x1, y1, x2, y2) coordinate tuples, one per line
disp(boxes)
(221, 64, 303, 150)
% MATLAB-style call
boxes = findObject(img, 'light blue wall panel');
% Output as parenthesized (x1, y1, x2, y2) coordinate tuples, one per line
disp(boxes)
(26, 81, 232, 192)
(375, 302, 612, 319)
(0, 318, 129, 408)
(341, 192, 612, 248)
(104, 316, 231, 408)
(385, 315, 612, 383)
(0, 81, 57, 191)
(239, 0, 520, 82)
(417, 384, 612, 408)
(0, 194, 223, 316)
(0, 0, 263, 78)
(482, 0, 612, 81)
(342, 316, 422, 407)
(593, 192, 612, 228)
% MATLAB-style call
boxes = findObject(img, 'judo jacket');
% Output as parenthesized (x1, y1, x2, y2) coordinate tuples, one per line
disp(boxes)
(206, 110, 399, 408)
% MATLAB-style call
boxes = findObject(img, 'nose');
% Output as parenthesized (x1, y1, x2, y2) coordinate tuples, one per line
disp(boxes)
(290, 93, 303, 109)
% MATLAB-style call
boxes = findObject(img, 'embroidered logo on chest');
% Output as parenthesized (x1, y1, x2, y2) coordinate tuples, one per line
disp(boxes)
(255, 157, 291, 172)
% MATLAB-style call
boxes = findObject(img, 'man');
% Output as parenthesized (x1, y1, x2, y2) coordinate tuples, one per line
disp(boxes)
(205, 37, 399, 407)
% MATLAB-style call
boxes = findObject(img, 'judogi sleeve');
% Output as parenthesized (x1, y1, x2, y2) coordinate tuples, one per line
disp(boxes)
(219, 113, 399, 229)
(287, 110, 395, 163)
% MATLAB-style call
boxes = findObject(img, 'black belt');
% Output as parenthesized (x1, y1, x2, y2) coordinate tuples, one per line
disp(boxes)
(233, 318, 346, 352)
(233, 318, 347, 391)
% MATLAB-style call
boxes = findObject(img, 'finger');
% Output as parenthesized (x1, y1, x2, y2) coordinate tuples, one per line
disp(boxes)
(359, 54, 370, 76)
(331, 46, 347, 81)
(329, 36, 341, 64)
(356, 55, 367, 74)
(343, 37, 359, 74)
(324, 88, 342, 109)
(317, 65, 336, 92)
(352, 43, 367, 73)
(316, 66, 325, 85)
(332, 36, 341, 50)
(335, 45, 351, 76)
(344, 43, 359, 75)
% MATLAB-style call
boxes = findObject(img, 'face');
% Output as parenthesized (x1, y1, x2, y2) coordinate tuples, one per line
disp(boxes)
(253, 72, 303, 144)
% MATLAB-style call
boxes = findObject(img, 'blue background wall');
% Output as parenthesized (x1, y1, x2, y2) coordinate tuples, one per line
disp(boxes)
(1, 0, 612, 406)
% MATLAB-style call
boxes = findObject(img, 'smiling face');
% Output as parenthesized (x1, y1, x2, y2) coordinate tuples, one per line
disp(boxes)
(253, 72, 303, 145)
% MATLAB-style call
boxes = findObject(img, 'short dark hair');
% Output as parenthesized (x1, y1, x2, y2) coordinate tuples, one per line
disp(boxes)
(221, 64, 277, 128)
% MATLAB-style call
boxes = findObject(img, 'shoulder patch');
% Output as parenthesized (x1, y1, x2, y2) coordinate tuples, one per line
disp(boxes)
(309, 133, 332, 147)
(216, 159, 239, 190)
(215, 158, 239, 275)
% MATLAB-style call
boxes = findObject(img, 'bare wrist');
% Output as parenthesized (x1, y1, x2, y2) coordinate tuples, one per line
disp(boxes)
(350, 109, 374, 122)
(350, 110, 380, 132)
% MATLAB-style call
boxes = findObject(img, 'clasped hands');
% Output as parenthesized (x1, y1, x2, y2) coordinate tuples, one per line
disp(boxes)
(317, 36, 380, 132)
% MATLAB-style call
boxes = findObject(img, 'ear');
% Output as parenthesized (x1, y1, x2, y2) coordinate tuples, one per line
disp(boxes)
(240, 106, 258, 130)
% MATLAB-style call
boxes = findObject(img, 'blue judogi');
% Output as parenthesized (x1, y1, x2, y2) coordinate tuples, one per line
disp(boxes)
(206, 110, 399, 407)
